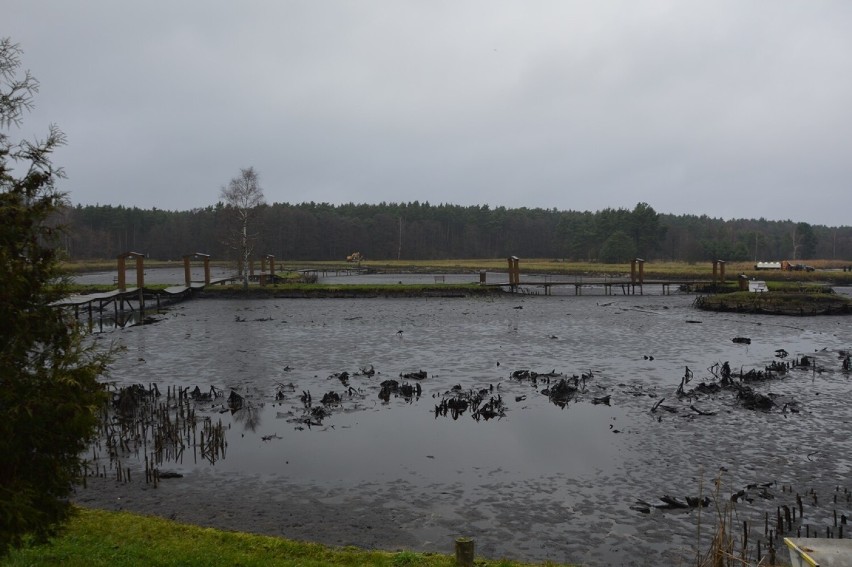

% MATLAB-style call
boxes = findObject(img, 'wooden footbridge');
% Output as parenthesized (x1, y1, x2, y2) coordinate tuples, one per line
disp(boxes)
(57, 252, 297, 330)
(56, 252, 241, 330)
(54, 284, 205, 331)
(487, 257, 734, 296)
(57, 253, 738, 330)
(493, 277, 698, 296)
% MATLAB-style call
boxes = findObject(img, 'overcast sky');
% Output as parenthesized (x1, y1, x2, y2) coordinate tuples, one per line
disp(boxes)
(7, 1, 852, 226)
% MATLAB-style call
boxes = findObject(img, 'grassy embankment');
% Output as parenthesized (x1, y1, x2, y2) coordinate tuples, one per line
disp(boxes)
(258, 258, 852, 286)
(60, 281, 499, 298)
(1, 508, 569, 567)
(63, 257, 852, 283)
(61, 258, 852, 307)
(198, 283, 500, 298)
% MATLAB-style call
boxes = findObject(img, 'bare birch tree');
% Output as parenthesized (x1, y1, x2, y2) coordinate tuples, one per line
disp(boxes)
(220, 167, 265, 289)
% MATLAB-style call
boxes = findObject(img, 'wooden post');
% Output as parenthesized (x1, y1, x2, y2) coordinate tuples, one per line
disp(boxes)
(135, 255, 144, 289)
(630, 258, 645, 294)
(117, 255, 126, 291)
(183, 253, 210, 286)
(184, 256, 192, 287)
(117, 251, 144, 291)
(712, 259, 727, 283)
(507, 256, 520, 286)
(203, 256, 210, 284)
(455, 537, 474, 567)
(267, 255, 275, 281)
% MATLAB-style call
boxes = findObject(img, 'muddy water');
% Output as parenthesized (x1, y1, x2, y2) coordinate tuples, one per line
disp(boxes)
(90, 292, 852, 565)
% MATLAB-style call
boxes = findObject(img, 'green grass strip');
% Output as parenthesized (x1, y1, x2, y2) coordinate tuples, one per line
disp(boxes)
(2, 508, 570, 567)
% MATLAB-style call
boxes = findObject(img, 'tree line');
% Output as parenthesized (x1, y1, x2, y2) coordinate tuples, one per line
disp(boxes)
(61, 200, 850, 263)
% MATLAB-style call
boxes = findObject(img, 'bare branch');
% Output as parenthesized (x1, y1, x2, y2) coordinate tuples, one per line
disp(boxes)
(219, 167, 265, 288)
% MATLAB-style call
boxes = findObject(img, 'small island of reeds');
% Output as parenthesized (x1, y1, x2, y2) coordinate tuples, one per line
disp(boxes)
(694, 282, 852, 315)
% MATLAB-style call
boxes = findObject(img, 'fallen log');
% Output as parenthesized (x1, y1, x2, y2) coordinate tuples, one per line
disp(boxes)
(689, 404, 716, 416)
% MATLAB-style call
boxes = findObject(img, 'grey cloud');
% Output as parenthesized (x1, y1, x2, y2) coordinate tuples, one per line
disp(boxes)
(7, 1, 852, 225)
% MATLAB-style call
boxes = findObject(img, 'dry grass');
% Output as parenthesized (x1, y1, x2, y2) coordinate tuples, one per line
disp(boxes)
(694, 473, 791, 567)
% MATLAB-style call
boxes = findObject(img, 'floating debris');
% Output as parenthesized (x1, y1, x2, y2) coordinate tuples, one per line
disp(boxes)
(190, 384, 222, 402)
(434, 388, 505, 422)
(736, 385, 775, 411)
(356, 365, 375, 376)
(227, 390, 244, 412)
(329, 371, 350, 386)
(378, 379, 398, 402)
(400, 370, 427, 380)
(543, 377, 578, 407)
(320, 391, 341, 405)
(274, 382, 295, 401)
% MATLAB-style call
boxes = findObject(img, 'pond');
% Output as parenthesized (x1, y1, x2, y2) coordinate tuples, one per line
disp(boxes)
(78, 288, 852, 566)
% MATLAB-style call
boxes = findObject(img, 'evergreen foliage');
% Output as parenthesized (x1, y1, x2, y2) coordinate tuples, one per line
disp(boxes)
(0, 38, 109, 557)
(57, 200, 851, 263)
(599, 230, 637, 263)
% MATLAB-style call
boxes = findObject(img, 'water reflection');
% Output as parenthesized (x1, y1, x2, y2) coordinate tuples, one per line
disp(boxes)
(231, 403, 262, 433)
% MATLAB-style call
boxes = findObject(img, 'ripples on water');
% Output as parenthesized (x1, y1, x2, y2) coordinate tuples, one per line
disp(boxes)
(90, 277, 852, 565)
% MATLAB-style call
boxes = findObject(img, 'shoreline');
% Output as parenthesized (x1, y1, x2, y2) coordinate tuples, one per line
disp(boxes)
(196, 285, 504, 299)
